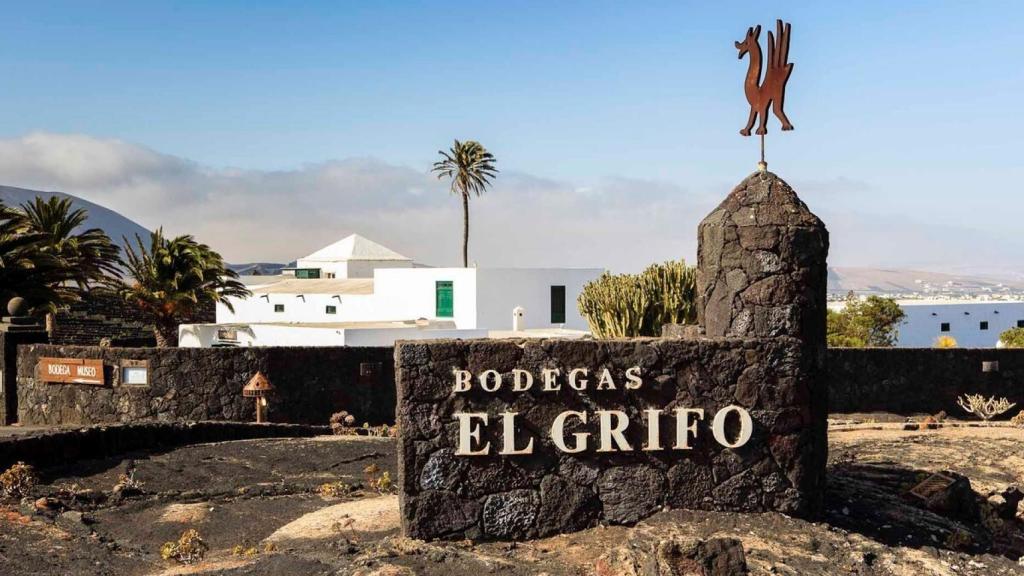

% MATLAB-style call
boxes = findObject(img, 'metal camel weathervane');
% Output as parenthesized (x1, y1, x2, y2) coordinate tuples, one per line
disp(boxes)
(736, 19, 794, 169)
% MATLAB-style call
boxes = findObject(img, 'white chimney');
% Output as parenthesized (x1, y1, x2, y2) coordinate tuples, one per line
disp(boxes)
(512, 306, 525, 331)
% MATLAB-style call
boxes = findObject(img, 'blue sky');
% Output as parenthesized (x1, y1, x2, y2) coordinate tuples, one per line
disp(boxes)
(0, 1, 1021, 271)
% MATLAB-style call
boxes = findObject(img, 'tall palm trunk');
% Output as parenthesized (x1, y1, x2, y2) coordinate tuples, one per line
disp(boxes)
(154, 318, 178, 348)
(462, 192, 469, 268)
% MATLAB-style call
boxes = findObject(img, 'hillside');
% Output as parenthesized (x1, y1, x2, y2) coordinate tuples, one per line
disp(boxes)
(828, 266, 1024, 297)
(0, 185, 150, 249)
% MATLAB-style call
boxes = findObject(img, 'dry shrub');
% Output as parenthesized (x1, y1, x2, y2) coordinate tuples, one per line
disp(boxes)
(112, 470, 143, 496)
(364, 424, 397, 438)
(957, 394, 1016, 421)
(330, 411, 396, 437)
(364, 464, 394, 494)
(1010, 411, 1024, 427)
(944, 528, 973, 551)
(0, 462, 38, 500)
(231, 544, 259, 558)
(317, 481, 352, 498)
(330, 411, 358, 435)
(160, 529, 208, 565)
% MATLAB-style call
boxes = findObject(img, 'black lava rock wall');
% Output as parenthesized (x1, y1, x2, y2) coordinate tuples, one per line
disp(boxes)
(828, 347, 1024, 416)
(15, 344, 395, 426)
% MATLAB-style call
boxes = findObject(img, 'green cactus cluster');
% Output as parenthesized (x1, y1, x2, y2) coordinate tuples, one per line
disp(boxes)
(577, 260, 697, 338)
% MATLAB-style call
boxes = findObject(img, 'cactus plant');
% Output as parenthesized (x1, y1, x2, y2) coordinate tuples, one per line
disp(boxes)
(577, 260, 697, 338)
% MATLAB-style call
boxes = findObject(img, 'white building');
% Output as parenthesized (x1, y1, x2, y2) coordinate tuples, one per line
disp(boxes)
(180, 234, 603, 347)
(829, 299, 1024, 348)
(288, 234, 413, 279)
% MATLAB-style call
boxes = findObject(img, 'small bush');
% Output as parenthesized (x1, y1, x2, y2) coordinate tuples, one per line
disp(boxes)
(1000, 327, 1024, 348)
(0, 462, 38, 500)
(944, 528, 973, 551)
(231, 544, 259, 558)
(160, 529, 208, 565)
(363, 424, 397, 438)
(934, 335, 958, 349)
(112, 470, 143, 496)
(317, 481, 352, 498)
(364, 465, 394, 494)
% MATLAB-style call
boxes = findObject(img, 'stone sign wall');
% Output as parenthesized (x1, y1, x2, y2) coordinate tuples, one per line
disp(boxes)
(396, 338, 826, 541)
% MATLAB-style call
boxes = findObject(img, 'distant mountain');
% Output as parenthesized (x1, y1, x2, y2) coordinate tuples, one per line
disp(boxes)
(229, 262, 290, 276)
(0, 185, 150, 249)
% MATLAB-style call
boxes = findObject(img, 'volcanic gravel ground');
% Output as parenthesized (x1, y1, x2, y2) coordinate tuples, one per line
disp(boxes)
(1, 426, 1024, 575)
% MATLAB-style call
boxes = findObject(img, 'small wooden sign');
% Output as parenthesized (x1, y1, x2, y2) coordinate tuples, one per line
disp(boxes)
(37, 357, 105, 386)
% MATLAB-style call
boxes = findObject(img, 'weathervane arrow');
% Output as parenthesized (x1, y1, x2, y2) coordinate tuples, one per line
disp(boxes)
(736, 19, 794, 170)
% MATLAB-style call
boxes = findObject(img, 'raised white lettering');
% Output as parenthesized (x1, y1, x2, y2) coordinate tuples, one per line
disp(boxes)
(479, 370, 501, 392)
(453, 369, 472, 393)
(643, 408, 663, 451)
(511, 369, 533, 392)
(499, 412, 534, 455)
(712, 405, 753, 448)
(625, 366, 643, 389)
(673, 408, 705, 450)
(454, 412, 489, 455)
(551, 410, 588, 453)
(568, 368, 588, 391)
(596, 368, 616, 390)
(542, 368, 561, 392)
(596, 410, 632, 452)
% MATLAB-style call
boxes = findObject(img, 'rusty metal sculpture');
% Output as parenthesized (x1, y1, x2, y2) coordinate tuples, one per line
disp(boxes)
(736, 19, 794, 167)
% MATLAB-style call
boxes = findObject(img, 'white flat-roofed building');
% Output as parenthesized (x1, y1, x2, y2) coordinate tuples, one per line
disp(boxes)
(829, 299, 1024, 348)
(180, 234, 603, 347)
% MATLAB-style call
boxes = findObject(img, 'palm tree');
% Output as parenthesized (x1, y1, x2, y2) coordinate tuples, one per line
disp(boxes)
(19, 196, 121, 287)
(120, 229, 251, 347)
(431, 140, 498, 267)
(18, 196, 121, 330)
(0, 201, 67, 312)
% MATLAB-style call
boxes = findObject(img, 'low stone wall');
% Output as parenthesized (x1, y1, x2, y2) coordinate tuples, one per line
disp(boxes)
(396, 338, 827, 541)
(14, 342, 1024, 427)
(828, 348, 1024, 416)
(0, 421, 328, 470)
(15, 345, 395, 426)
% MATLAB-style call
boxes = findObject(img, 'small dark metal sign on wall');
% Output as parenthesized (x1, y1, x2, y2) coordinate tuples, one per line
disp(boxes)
(37, 357, 105, 386)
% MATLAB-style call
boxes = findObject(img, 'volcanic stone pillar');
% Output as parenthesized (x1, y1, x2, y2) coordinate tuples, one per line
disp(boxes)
(696, 170, 829, 518)
(697, 170, 829, 350)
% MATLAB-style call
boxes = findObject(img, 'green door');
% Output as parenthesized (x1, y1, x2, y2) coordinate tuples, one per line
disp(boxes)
(436, 281, 454, 318)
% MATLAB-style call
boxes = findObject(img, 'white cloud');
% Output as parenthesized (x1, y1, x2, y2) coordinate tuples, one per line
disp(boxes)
(0, 132, 1019, 274)
(0, 133, 710, 271)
